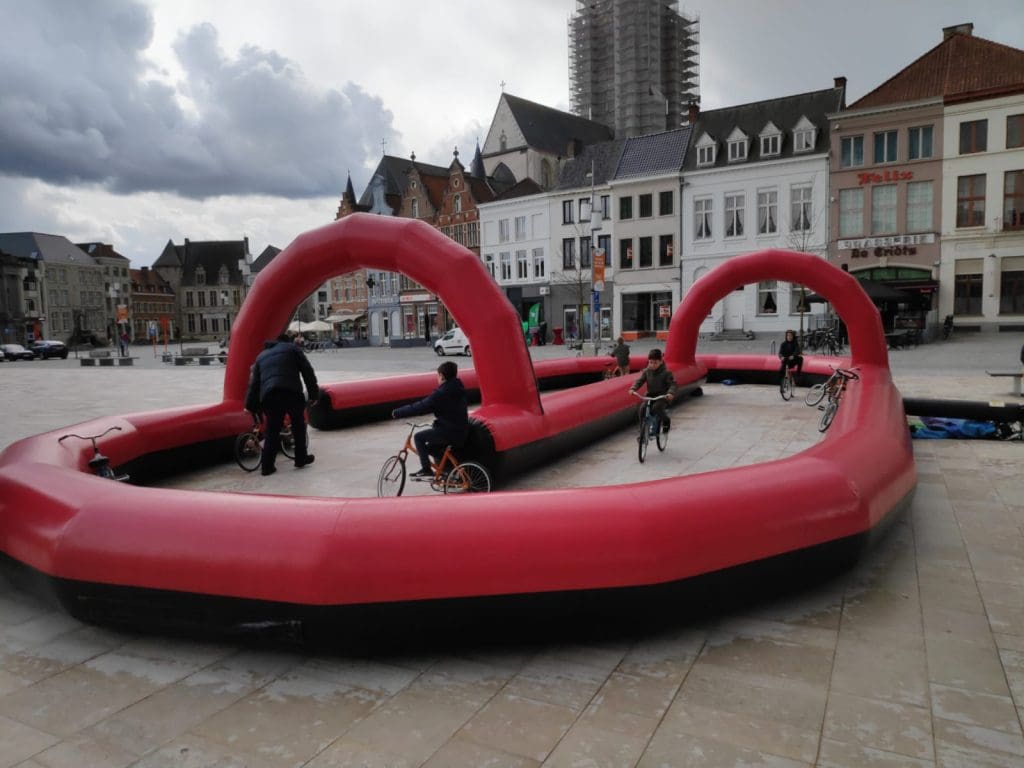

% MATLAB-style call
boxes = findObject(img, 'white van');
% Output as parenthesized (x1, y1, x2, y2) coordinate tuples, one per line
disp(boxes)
(434, 327, 471, 356)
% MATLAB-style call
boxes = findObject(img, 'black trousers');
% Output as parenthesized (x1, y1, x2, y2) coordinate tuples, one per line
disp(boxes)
(779, 355, 803, 376)
(261, 389, 309, 469)
(413, 427, 459, 474)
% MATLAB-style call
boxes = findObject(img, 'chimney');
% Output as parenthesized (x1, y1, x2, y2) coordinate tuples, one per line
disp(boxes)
(687, 102, 699, 124)
(566, 138, 581, 158)
(943, 23, 973, 39)
(141, 266, 149, 272)
(834, 76, 847, 90)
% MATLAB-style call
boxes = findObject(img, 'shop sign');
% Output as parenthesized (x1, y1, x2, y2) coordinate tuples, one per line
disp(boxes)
(839, 233, 935, 259)
(399, 293, 432, 303)
(857, 170, 914, 185)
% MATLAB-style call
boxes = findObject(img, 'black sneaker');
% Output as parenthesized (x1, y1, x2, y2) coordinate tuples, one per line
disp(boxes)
(261, 465, 277, 477)
(662, 422, 670, 433)
(410, 468, 432, 479)
(295, 455, 315, 468)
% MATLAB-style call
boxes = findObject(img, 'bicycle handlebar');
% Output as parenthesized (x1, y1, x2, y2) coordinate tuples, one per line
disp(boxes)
(58, 426, 123, 445)
(630, 391, 669, 401)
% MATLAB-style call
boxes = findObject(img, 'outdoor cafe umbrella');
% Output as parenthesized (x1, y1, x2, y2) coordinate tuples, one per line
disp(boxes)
(288, 319, 332, 333)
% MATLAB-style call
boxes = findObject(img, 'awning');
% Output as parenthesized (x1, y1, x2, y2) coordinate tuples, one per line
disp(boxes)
(323, 312, 366, 323)
(806, 279, 913, 304)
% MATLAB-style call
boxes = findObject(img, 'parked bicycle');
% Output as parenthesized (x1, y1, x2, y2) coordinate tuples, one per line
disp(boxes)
(631, 392, 670, 463)
(377, 422, 491, 496)
(804, 364, 859, 407)
(814, 366, 860, 432)
(58, 426, 129, 481)
(234, 413, 303, 472)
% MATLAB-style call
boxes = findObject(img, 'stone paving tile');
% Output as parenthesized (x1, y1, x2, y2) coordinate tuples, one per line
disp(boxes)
(188, 669, 384, 766)
(542, 717, 649, 768)
(822, 691, 934, 761)
(129, 732, 281, 768)
(422, 734, 540, 767)
(637, 726, 811, 767)
(502, 654, 611, 711)
(817, 738, 936, 767)
(933, 717, 1024, 767)
(0, 714, 59, 768)
(930, 683, 1023, 734)
(924, 634, 1013, 696)
(458, 693, 579, 763)
(830, 632, 929, 708)
(28, 730, 138, 768)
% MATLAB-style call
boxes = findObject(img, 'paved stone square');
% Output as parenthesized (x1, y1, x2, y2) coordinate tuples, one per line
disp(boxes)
(1, 333, 1022, 767)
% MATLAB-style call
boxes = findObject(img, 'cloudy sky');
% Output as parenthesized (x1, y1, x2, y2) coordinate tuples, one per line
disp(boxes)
(2, 0, 1022, 267)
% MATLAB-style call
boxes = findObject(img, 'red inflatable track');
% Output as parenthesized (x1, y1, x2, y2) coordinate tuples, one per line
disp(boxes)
(0, 216, 915, 608)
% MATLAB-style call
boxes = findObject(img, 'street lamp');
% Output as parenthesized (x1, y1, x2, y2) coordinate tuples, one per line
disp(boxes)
(582, 161, 603, 352)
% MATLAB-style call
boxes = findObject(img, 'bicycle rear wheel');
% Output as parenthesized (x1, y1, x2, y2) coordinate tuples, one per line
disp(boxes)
(819, 399, 838, 432)
(780, 373, 794, 401)
(377, 455, 406, 496)
(443, 461, 491, 494)
(234, 430, 262, 471)
(805, 383, 827, 406)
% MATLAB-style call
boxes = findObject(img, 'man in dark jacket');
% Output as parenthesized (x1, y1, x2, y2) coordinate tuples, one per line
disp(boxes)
(392, 361, 469, 478)
(245, 333, 319, 476)
(630, 348, 678, 433)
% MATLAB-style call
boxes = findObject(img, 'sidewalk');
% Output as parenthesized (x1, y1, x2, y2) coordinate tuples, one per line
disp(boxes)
(0, 334, 1022, 766)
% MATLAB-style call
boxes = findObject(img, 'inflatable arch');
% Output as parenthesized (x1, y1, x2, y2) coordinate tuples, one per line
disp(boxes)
(0, 215, 915, 616)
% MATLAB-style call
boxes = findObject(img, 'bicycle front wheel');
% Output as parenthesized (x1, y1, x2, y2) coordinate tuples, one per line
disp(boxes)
(805, 383, 826, 406)
(234, 430, 262, 471)
(279, 423, 308, 459)
(780, 374, 794, 401)
(638, 424, 649, 463)
(443, 461, 491, 494)
(377, 455, 406, 496)
(656, 421, 669, 452)
(819, 400, 838, 432)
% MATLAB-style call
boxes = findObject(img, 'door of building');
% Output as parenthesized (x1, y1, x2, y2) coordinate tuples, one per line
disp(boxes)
(723, 289, 745, 330)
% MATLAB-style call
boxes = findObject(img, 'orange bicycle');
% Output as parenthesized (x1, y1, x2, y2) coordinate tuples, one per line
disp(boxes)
(377, 422, 491, 496)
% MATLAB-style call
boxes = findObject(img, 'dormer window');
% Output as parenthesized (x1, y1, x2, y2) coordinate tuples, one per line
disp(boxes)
(195, 266, 205, 286)
(218, 266, 229, 285)
(727, 128, 749, 163)
(759, 122, 782, 157)
(695, 133, 716, 167)
(793, 117, 817, 153)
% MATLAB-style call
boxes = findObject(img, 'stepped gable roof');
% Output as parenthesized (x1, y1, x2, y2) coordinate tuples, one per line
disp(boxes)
(556, 138, 627, 189)
(683, 87, 843, 172)
(492, 178, 545, 201)
(130, 267, 171, 290)
(250, 245, 281, 274)
(76, 242, 128, 261)
(503, 93, 614, 155)
(851, 29, 1024, 109)
(0, 232, 93, 265)
(357, 154, 449, 207)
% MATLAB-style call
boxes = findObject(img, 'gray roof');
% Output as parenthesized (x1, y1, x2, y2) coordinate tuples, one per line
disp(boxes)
(76, 242, 129, 261)
(501, 94, 614, 156)
(555, 139, 627, 190)
(250, 245, 281, 274)
(683, 87, 844, 172)
(615, 126, 692, 179)
(357, 154, 450, 207)
(156, 239, 248, 285)
(0, 232, 95, 266)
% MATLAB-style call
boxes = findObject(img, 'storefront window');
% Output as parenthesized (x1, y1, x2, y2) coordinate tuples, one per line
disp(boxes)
(954, 273, 983, 315)
(1000, 268, 1024, 314)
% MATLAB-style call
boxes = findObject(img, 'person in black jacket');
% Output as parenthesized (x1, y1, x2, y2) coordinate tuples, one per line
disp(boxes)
(392, 361, 469, 478)
(778, 329, 803, 379)
(245, 333, 319, 476)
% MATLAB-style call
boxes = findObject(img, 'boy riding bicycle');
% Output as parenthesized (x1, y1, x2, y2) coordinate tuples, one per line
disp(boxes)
(778, 329, 803, 380)
(629, 349, 678, 433)
(391, 361, 469, 478)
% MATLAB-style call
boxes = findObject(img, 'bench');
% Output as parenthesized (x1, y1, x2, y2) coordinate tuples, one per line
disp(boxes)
(173, 355, 223, 366)
(80, 354, 137, 367)
(986, 370, 1023, 397)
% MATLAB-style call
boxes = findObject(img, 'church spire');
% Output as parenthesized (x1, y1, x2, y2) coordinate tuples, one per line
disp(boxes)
(470, 139, 485, 179)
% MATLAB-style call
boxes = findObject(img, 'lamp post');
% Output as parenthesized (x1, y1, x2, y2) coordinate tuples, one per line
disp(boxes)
(583, 160, 602, 353)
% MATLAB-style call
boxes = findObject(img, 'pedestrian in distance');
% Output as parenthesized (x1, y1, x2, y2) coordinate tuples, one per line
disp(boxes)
(391, 360, 469, 479)
(245, 332, 319, 477)
(630, 348, 678, 433)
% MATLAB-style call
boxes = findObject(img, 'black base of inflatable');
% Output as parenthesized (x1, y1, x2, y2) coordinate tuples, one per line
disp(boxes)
(0, 487, 913, 653)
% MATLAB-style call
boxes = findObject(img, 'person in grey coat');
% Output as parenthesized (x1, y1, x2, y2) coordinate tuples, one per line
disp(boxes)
(630, 348, 678, 433)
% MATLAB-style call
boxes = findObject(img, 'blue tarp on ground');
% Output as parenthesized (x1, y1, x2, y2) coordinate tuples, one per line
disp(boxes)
(909, 416, 999, 439)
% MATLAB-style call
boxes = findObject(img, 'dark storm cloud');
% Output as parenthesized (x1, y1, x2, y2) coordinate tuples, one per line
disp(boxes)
(0, 0, 396, 199)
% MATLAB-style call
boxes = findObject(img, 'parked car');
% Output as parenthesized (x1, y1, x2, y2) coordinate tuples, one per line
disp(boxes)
(0, 343, 36, 361)
(0, 347, 5, 362)
(434, 327, 471, 357)
(30, 340, 68, 359)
